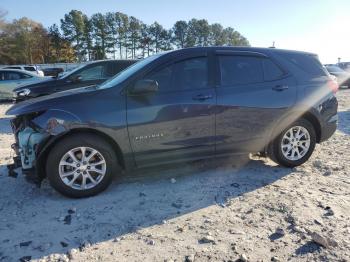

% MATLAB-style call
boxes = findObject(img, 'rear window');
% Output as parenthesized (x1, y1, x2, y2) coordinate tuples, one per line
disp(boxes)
(283, 53, 328, 77)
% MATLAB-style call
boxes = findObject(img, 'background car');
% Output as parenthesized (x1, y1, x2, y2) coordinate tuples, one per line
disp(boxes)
(324, 64, 350, 88)
(42, 67, 64, 77)
(13, 59, 137, 101)
(337, 62, 350, 72)
(0, 69, 47, 101)
(2, 65, 44, 76)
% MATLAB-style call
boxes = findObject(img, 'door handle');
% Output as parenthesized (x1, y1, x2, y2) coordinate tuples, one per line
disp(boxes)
(192, 94, 213, 101)
(272, 85, 289, 91)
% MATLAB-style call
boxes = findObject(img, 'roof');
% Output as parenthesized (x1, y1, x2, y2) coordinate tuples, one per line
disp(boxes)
(160, 46, 318, 57)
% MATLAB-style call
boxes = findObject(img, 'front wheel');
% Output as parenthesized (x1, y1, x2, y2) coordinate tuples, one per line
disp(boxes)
(46, 134, 119, 198)
(269, 119, 316, 167)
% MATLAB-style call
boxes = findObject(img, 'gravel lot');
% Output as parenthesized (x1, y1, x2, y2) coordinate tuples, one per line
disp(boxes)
(0, 90, 349, 262)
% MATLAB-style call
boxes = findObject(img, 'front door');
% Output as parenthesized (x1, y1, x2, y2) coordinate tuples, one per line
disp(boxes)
(127, 54, 216, 167)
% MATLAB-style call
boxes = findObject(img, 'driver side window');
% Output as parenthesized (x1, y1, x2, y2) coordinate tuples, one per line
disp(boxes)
(77, 65, 104, 81)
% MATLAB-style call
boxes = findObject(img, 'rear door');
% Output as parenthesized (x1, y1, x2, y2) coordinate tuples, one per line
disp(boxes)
(127, 52, 216, 167)
(215, 51, 297, 154)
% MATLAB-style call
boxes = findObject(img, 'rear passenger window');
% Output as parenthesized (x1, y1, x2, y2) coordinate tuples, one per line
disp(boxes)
(219, 56, 264, 85)
(146, 57, 208, 93)
(262, 59, 284, 81)
(283, 53, 327, 77)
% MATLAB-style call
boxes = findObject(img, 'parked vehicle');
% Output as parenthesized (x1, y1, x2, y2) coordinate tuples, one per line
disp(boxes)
(6, 47, 338, 198)
(0, 69, 47, 101)
(324, 64, 350, 88)
(337, 62, 350, 72)
(42, 67, 64, 77)
(13, 60, 137, 101)
(2, 65, 44, 77)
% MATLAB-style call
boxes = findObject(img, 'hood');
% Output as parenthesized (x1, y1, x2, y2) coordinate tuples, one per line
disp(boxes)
(6, 85, 98, 116)
(13, 77, 56, 92)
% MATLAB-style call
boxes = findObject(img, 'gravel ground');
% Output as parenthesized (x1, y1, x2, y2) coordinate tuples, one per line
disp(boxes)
(0, 90, 349, 262)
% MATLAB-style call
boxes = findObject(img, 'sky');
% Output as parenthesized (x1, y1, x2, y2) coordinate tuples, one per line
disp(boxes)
(1, 0, 350, 64)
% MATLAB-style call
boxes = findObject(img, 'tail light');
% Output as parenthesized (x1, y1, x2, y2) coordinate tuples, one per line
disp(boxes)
(327, 79, 339, 94)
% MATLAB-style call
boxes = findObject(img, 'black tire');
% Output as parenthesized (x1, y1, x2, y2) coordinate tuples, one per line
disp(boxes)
(268, 119, 316, 167)
(46, 133, 119, 198)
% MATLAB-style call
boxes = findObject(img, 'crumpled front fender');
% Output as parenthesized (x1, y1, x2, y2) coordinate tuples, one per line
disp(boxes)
(32, 109, 81, 135)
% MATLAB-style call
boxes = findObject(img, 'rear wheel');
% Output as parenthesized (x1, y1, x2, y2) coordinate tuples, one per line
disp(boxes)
(46, 134, 119, 198)
(269, 119, 316, 167)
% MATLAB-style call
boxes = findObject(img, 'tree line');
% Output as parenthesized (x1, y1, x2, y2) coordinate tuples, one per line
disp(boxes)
(0, 9, 250, 64)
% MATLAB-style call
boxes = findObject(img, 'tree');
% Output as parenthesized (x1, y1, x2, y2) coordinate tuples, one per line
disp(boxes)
(186, 19, 210, 47)
(91, 13, 109, 59)
(3, 17, 48, 64)
(172, 20, 188, 48)
(138, 23, 152, 57)
(209, 23, 225, 45)
(149, 22, 171, 53)
(223, 27, 250, 46)
(48, 24, 75, 62)
(60, 10, 88, 61)
(113, 12, 129, 59)
(105, 12, 118, 59)
(128, 16, 141, 59)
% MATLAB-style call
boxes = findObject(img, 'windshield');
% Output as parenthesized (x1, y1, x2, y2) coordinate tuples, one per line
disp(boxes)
(326, 65, 345, 73)
(98, 54, 162, 89)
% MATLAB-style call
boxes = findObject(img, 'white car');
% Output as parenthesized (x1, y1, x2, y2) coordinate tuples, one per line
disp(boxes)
(2, 65, 44, 77)
(0, 69, 47, 100)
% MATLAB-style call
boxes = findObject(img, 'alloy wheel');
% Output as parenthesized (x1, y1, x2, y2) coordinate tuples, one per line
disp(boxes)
(281, 126, 311, 161)
(58, 147, 107, 190)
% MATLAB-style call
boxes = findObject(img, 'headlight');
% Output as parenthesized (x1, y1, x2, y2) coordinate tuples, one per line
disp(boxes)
(16, 88, 31, 97)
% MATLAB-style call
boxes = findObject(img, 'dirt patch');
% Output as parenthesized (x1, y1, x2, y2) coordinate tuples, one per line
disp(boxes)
(0, 91, 349, 262)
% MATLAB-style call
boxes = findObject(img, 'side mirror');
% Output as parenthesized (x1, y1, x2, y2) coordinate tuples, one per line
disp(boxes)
(129, 79, 158, 95)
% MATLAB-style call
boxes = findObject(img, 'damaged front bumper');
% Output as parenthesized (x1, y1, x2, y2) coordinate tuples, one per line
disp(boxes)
(9, 114, 49, 184)
(8, 109, 80, 184)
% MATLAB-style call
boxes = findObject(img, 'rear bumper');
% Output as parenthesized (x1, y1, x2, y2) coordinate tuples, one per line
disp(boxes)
(320, 114, 338, 142)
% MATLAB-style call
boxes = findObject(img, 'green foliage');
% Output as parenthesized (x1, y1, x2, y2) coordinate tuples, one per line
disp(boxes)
(0, 8, 250, 64)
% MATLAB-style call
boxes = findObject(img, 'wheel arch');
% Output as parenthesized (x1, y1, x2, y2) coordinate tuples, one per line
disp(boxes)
(266, 109, 322, 153)
(36, 128, 126, 179)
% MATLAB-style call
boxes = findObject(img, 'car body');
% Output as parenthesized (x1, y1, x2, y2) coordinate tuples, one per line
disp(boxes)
(42, 67, 64, 77)
(2, 65, 44, 77)
(6, 47, 338, 197)
(0, 69, 47, 101)
(324, 65, 350, 88)
(13, 59, 137, 101)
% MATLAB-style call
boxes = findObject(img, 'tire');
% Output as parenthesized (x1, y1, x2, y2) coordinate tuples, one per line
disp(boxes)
(46, 133, 119, 198)
(268, 119, 316, 167)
